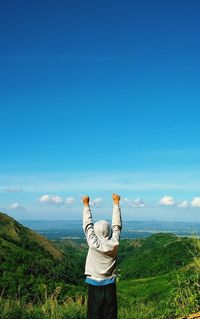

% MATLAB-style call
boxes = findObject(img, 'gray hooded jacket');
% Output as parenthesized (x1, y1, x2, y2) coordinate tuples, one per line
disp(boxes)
(83, 204, 122, 280)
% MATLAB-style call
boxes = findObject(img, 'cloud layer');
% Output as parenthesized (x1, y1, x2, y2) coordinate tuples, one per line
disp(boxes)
(1, 170, 200, 193)
(36, 194, 200, 209)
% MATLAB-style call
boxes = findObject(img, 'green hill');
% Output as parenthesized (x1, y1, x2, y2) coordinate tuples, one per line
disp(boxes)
(118, 233, 196, 279)
(0, 212, 200, 318)
(0, 212, 63, 259)
(0, 212, 83, 303)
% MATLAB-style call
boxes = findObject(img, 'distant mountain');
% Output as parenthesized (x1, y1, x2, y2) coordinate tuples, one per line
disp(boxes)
(20, 219, 200, 240)
(0, 212, 83, 302)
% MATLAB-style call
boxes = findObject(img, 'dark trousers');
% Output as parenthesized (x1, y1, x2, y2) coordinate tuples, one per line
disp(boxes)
(87, 283, 117, 319)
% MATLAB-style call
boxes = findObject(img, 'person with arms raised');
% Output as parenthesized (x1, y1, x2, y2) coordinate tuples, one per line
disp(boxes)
(82, 193, 122, 319)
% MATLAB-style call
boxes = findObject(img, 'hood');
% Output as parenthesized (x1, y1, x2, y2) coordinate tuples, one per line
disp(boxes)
(94, 220, 111, 238)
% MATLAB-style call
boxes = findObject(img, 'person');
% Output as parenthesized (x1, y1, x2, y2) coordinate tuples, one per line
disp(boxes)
(82, 193, 122, 319)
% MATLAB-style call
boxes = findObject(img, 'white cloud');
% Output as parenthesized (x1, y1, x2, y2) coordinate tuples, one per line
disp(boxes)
(133, 198, 145, 207)
(159, 195, 175, 206)
(50, 196, 63, 204)
(5, 187, 23, 193)
(90, 197, 103, 207)
(122, 197, 145, 207)
(65, 197, 75, 205)
(178, 200, 189, 208)
(38, 195, 64, 205)
(9, 202, 25, 210)
(38, 195, 51, 203)
(191, 197, 200, 208)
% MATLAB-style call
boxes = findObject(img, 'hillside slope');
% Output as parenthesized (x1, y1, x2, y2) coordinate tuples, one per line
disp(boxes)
(118, 233, 197, 279)
(0, 212, 83, 302)
(0, 212, 63, 259)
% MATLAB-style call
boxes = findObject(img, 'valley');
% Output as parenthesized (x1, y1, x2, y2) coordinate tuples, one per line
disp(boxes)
(0, 212, 200, 318)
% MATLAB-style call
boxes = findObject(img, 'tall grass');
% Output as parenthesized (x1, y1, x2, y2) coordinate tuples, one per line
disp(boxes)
(170, 234, 200, 318)
(0, 287, 87, 319)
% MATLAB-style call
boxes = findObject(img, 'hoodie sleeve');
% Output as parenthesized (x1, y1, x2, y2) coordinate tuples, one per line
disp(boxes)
(83, 205, 100, 248)
(111, 204, 122, 241)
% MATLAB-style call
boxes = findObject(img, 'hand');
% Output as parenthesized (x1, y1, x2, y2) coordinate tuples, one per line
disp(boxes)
(82, 195, 90, 206)
(112, 193, 120, 205)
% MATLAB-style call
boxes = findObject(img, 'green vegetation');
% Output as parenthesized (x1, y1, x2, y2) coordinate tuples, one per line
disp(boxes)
(118, 233, 195, 279)
(0, 212, 84, 303)
(118, 272, 177, 319)
(0, 290, 87, 319)
(0, 211, 200, 318)
(117, 233, 200, 318)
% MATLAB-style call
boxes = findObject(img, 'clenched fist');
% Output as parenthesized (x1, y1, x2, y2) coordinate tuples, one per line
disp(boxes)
(82, 195, 90, 206)
(112, 193, 120, 205)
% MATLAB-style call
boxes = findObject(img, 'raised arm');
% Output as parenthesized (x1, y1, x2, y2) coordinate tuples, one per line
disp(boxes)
(112, 194, 122, 241)
(82, 195, 93, 232)
(82, 195, 99, 248)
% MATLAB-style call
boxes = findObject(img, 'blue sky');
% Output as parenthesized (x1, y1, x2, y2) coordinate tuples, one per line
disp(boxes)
(1, 0, 200, 221)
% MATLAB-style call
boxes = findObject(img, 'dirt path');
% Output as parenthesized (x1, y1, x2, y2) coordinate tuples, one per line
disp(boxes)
(178, 312, 200, 319)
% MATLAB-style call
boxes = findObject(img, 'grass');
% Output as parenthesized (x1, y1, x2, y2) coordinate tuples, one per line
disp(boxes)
(0, 272, 180, 319)
(0, 292, 87, 319)
(0, 268, 199, 319)
(118, 272, 178, 319)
